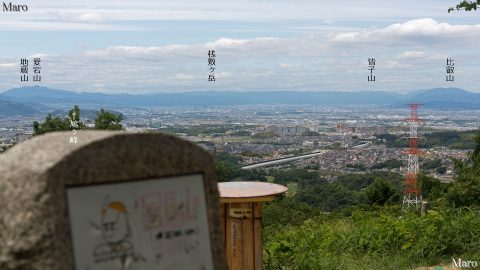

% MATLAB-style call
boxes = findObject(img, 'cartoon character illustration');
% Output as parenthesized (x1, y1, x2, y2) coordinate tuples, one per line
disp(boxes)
(91, 200, 145, 269)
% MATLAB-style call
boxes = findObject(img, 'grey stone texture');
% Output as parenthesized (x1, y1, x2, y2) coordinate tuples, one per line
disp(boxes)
(0, 131, 227, 270)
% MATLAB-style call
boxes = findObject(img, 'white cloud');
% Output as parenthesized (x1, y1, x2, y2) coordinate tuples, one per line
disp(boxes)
(75, 13, 107, 23)
(331, 18, 480, 43)
(25, 0, 433, 21)
(168, 73, 198, 81)
(400, 50, 428, 58)
(83, 37, 290, 60)
(279, 63, 293, 69)
(44, 11, 107, 23)
(205, 38, 251, 48)
(1, 31, 479, 93)
(0, 20, 131, 31)
(0, 63, 15, 68)
(1, 0, 471, 31)
(84, 45, 189, 57)
(384, 60, 412, 69)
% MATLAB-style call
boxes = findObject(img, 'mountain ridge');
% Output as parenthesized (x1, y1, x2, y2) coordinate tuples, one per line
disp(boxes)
(0, 87, 478, 116)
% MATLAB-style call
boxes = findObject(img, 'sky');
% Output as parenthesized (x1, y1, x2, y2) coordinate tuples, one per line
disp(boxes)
(0, 0, 479, 94)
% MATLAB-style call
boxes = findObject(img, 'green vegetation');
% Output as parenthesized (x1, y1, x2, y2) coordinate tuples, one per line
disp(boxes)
(422, 159, 442, 170)
(94, 109, 124, 130)
(231, 130, 252, 137)
(418, 132, 480, 208)
(419, 174, 449, 203)
(365, 179, 400, 206)
(269, 168, 403, 211)
(286, 182, 298, 196)
(214, 152, 267, 182)
(446, 144, 480, 207)
(261, 129, 480, 269)
(423, 130, 477, 149)
(264, 206, 480, 270)
(449, 0, 480, 12)
(376, 130, 477, 149)
(271, 168, 319, 186)
(241, 150, 267, 158)
(371, 158, 403, 170)
(32, 105, 123, 136)
(301, 131, 320, 136)
(346, 163, 367, 171)
(33, 105, 85, 136)
(211, 130, 480, 269)
(214, 152, 243, 182)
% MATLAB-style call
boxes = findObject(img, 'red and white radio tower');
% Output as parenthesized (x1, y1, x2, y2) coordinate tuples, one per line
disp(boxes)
(403, 104, 422, 207)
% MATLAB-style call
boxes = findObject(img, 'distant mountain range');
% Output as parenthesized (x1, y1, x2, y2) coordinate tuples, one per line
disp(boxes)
(0, 100, 41, 116)
(0, 86, 479, 116)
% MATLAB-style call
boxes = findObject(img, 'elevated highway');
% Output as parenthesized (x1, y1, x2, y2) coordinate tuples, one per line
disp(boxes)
(241, 150, 329, 170)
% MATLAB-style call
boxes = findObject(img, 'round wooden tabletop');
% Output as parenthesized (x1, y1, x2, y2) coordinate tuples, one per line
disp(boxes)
(218, 181, 288, 203)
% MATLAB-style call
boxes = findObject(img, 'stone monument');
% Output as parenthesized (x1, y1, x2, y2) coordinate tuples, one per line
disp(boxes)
(0, 131, 227, 270)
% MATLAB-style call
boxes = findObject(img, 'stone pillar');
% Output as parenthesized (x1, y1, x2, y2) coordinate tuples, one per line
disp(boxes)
(0, 131, 227, 270)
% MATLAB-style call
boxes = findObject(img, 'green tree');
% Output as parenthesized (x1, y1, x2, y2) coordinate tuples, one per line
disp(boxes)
(33, 105, 84, 136)
(32, 106, 124, 136)
(371, 159, 403, 170)
(446, 129, 480, 207)
(94, 109, 124, 130)
(365, 179, 399, 206)
(418, 174, 449, 202)
(214, 152, 242, 182)
(449, 0, 480, 12)
(473, 128, 480, 159)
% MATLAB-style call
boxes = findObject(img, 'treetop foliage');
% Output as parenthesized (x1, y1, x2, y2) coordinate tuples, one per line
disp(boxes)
(94, 109, 124, 130)
(449, 0, 480, 12)
(32, 105, 123, 136)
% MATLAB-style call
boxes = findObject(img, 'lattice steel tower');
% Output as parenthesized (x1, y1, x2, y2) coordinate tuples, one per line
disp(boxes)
(403, 104, 422, 208)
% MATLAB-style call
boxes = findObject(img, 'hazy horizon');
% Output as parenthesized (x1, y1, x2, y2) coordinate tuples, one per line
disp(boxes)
(0, 85, 477, 96)
(1, 1, 479, 93)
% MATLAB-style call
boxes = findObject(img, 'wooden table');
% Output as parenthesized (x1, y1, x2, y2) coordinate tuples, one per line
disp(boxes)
(218, 182, 288, 270)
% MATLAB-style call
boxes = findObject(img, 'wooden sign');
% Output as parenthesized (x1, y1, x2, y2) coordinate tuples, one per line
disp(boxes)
(229, 208, 253, 219)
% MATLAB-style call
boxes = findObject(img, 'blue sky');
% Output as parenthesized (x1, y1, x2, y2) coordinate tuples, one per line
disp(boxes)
(0, 0, 479, 93)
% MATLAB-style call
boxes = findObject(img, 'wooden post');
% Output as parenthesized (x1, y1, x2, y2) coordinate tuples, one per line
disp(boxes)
(421, 201, 428, 216)
(218, 182, 287, 270)
(253, 203, 263, 269)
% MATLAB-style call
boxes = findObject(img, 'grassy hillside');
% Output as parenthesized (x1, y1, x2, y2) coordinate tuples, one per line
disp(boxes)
(263, 205, 480, 270)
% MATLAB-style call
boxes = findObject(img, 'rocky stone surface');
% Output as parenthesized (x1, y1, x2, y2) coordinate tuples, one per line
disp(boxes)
(0, 131, 226, 270)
